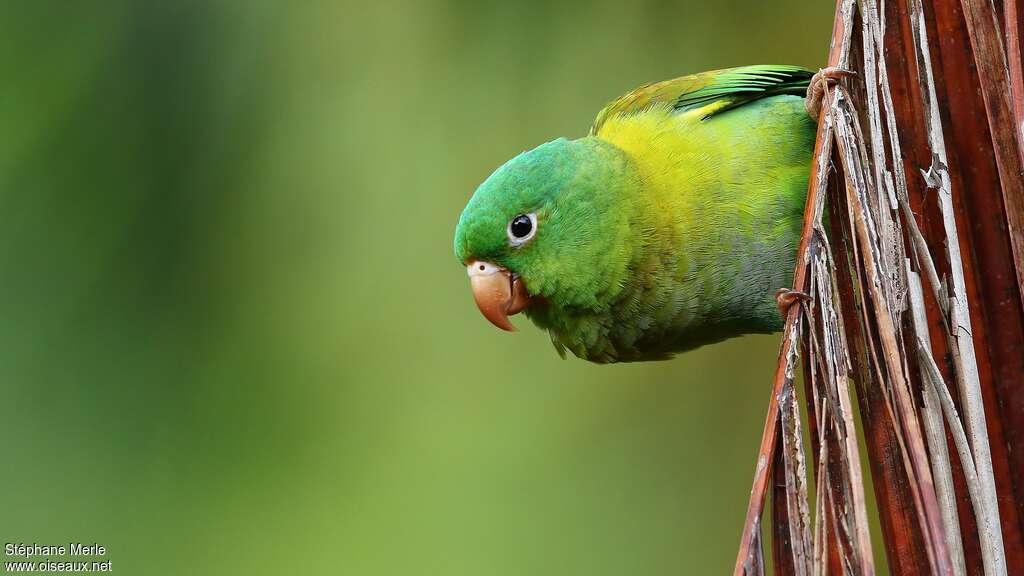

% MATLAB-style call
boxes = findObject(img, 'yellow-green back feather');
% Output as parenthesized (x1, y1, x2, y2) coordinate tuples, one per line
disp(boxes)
(591, 64, 813, 133)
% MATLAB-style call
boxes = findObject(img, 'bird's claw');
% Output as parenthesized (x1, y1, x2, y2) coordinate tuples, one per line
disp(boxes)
(805, 67, 858, 119)
(775, 288, 812, 317)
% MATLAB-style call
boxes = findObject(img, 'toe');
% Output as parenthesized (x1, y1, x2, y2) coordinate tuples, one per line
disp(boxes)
(775, 288, 812, 316)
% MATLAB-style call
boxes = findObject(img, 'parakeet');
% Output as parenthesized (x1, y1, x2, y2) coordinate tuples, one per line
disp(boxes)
(454, 65, 818, 363)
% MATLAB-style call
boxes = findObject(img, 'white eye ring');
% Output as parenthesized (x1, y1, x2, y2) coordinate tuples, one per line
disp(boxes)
(507, 213, 538, 247)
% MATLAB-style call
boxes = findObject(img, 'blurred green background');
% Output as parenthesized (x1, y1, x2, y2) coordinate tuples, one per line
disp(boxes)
(1, 2, 833, 574)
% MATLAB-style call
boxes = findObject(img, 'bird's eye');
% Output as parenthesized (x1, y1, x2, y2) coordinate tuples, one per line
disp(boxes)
(507, 213, 537, 246)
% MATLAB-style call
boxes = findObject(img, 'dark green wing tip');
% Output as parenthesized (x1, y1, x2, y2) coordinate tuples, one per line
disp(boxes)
(674, 64, 814, 115)
(591, 64, 816, 134)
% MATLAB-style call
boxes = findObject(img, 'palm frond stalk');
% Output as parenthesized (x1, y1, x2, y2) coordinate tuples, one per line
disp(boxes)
(733, 0, 1024, 574)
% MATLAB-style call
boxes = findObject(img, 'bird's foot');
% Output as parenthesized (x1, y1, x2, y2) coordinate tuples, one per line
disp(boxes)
(805, 67, 857, 119)
(775, 288, 812, 317)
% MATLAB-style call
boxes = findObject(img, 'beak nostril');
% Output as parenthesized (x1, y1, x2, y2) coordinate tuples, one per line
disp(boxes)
(466, 259, 531, 331)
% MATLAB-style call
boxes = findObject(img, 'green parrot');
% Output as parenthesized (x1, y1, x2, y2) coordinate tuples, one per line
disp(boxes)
(454, 65, 819, 363)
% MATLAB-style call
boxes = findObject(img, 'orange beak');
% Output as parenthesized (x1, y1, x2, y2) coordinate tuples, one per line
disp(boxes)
(466, 260, 533, 331)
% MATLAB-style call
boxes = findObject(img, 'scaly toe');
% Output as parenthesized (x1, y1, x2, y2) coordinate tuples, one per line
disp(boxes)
(805, 67, 858, 119)
(775, 288, 812, 317)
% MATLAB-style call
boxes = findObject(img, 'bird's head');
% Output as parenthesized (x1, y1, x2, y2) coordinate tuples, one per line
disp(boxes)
(454, 137, 638, 331)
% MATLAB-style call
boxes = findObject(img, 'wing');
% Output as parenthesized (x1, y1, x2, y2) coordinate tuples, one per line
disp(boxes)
(590, 65, 813, 134)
